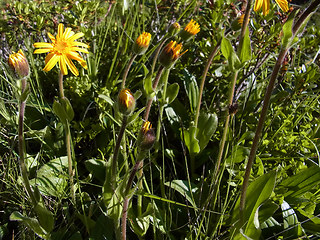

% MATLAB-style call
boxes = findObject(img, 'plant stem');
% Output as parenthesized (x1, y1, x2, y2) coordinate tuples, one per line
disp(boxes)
(194, 41, 221, 128)
(143, 66, 165, 122)
(121, 54, 137, 89)
(18, 78, 37, 206)
(214, 71, 238, 178)
(58, 71, 75, 202)
(151, 38, 167, 75)
(239, 0, 320, 221)
(121, 160, 141, 240)
(111, 116, 128, 189)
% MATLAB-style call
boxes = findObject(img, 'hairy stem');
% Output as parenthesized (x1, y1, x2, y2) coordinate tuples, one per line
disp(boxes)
(121, 54, 137, 89)
(18, 78, 37, 206)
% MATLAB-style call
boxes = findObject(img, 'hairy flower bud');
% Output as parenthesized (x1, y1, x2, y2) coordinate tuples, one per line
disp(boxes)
(117, 89, 136, 115)
(168, 22, 181, 37)
(159, 41, 187, 69)
(133, 32, 152, 55)
(231, 14, 246, 31)
(139, 121, 156, 150)
(8, 49, 30, 79)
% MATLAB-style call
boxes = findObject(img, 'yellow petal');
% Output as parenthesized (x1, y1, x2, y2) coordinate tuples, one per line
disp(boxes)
(34, 42, 53, 48)
(57, 23, 64, 40)
(70, 46, 89, 54)
(275, 0, 289, 12)
(66, 51, 85, 62)
(45, 52, 55, 64)
(71, 41, 89, 48)
(63, 27, 73, 39)
(262, 0, 270, 15)
(59, 55, 68, 75)
(254, 0, 263, 11)
(68, 32, 85, 42)
(34, 48, 52, 54)
(47, 32, 56, 42)
(80, 60, 87, 69)
(64, 56, 79, 76)
(43, 54, 60, 72)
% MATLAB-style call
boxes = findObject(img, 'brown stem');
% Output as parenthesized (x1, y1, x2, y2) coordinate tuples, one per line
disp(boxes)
(121, 54, 137, 89)
(18, 78, 37, 206)
(194, 41, 221, 127)
(143, 66, 165, 122)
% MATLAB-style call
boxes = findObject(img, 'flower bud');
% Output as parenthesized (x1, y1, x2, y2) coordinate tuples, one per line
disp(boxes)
(168, 22, 181, 37)
(159, 41, 187, 69)
(139, 121, 156, 150)
(231, 14, 246, 31)
(133, 32, 152, 55)
(8, 49, 30, 79)
(117, 89, 136, 115)
(180, 19, 200, 42)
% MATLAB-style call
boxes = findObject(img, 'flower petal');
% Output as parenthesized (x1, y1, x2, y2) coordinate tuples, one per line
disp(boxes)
(34, 48, 52, 54)
(70, 46, 89, 54)
(63, 27, 73, 39)
(34, 42, 53, 48)
(47, 33, 56, 42)
(64, 56, 79, 76)
(262, 0, 270, 15)
(43, 54, 59, 72)
(59, 55, 68, 75)
(66, 51, 85, 62)
(71, 41, 89, 48)
(254, 0, 263, 12)
(275, 0, 289, 12)
(57, 23, 64, 40)
(68, 32, 84, 42)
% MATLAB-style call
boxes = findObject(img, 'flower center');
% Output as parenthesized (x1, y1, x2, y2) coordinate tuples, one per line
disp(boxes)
(55, 41, 68, 53)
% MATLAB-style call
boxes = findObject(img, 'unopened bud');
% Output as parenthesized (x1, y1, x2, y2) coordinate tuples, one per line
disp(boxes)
(117, 89, 136, 115)
(168, 22, 181, 37)
(139, 121, 156, 150)
(8, 49, 30, 79)
(159, 41, 187, 69)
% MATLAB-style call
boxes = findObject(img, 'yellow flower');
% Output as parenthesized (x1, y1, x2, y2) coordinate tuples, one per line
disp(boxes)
(254, 0, 289, 15)
(159, 41, 187, 68)
(184, 19, 200, 35)
(142, 121, 152, 134)
(238, 14, 245, 26)
(33, 23, 89, 76)
(133, 32, 151, 55)
(118, 88, 136, 115)
(180, 19, 200, 41)
(8, 49, 30, 78)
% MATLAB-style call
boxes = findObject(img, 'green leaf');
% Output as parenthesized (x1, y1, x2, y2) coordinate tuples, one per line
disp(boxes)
(98, 94, 114, 106)
(164, 180, 198, 208)
(166, 83, 179, 104)
(85, 159, 106, 183)
(197, 112, 218, 152)
(279, 166, 320, 200)
(225, 146, 250, 165)
(183, 126, 200, 155)
(52, 98, 74, 125)
(34, 203, 54, 233)
(143, 73, 153, 96)
(240, 27, 252, 63)
(30, 156, 68, 197)
(231, 171, 276, 239)
(10, 211, 47, 238)
(221, 37, 241, 70)
(182, 69, 199, 113)
(127, 107, 145, 125)
(282, 15, 294, 48)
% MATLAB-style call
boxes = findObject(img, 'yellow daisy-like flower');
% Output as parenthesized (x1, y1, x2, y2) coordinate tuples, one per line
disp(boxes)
(8, 49, 30, 78)
(33, 23, 89, 76)
(254, 0, 289, 16)
(133, 32, 152, 55)
(184, 19, 200, 36)
(136, 32, 151, 48)
(159, 41, 187, 68)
